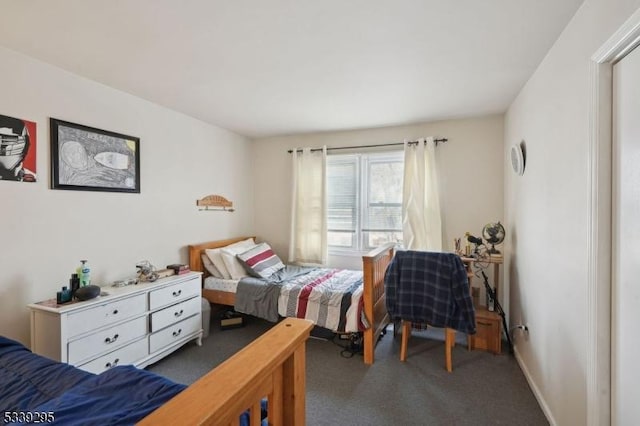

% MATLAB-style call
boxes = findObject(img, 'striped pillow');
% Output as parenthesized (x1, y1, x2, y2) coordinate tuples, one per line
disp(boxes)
(237, 242, 285, 279)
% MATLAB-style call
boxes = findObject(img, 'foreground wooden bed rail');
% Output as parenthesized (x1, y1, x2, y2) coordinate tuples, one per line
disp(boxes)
(139, 317, 313, 426)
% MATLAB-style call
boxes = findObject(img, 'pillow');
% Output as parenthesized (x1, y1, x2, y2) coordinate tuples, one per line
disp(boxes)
(236, 242, 285, 279)
(201, 253, 223, 279)
(220, 239, 258, 280)
(220, 247, 253, 280)
(204, 248, 232, 279)
(206, 238, 255, 280)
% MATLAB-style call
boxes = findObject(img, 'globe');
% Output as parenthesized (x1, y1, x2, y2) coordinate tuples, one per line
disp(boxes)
(482, 222, 505, 254)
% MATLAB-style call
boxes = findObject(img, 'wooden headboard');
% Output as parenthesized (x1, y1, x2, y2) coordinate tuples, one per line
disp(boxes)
(188, 236, 256, 278)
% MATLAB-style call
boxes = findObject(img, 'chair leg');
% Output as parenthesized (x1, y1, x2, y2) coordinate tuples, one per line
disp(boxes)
(400, 322, 455, 370)
(445, 328, 455, 372)
(400, 320, 411, 361)
(392, 318, 400, 337)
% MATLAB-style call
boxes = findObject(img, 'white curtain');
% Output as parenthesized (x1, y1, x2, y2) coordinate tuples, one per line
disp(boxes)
(402, 137, 443, 251)
(289, 146, 328, 265)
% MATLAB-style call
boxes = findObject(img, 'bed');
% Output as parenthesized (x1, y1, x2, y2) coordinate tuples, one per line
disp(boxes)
(189, 237, 395, 365)
(1, 317, 312, 425)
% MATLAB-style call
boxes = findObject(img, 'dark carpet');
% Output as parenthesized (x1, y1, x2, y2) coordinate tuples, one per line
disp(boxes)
(147, 310, 548, 425)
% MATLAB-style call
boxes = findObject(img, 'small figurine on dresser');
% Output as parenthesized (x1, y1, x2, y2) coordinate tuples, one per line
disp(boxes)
(136, 260, 159, 282)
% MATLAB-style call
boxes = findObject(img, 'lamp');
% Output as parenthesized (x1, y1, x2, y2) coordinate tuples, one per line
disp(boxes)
(465, 232, 483, 256)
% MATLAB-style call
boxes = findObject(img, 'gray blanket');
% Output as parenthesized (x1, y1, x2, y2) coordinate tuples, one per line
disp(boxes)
(234, 265, 315, 322)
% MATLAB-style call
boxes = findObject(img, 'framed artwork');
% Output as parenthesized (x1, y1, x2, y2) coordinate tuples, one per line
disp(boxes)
(0, 113, 37, 182)
(50, 118, 140, 193)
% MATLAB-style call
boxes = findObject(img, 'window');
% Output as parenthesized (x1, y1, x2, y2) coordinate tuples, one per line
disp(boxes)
(327, 151, 404, 253)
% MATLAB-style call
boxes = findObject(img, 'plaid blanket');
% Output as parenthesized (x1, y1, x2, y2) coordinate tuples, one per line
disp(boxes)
(278, 268, 365, 333)
(385, 250, 476, 334)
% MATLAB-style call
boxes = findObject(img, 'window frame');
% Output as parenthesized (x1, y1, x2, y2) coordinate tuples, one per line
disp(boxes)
(327, 150, 404, 256)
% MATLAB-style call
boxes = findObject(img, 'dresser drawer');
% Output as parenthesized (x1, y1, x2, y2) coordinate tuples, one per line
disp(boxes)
(67, 294, 147, 338)
(78, 337, 148, 374)
(149, 315, 201, 353)
(68, 316, 147, 364)
(149, 277, 200, 310)
(150, 296, 201, 332)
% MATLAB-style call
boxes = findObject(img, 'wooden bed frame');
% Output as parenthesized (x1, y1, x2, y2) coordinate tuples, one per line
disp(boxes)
(140, 317, 313, 425)
(188, 237, 395, 365)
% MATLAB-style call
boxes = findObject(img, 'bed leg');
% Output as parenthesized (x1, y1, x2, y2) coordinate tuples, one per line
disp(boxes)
(363, 328, 374, 365)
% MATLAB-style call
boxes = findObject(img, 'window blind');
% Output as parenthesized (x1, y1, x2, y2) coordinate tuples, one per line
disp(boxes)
(327, 157, 358, 233)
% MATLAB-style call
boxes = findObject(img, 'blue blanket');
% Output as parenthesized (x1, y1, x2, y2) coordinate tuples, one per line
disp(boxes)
(0, 335, 186, 425)
(0, 336, 266, 425)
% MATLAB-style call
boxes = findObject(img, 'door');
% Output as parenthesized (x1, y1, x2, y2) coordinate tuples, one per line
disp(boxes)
(612, 43, 640, 424)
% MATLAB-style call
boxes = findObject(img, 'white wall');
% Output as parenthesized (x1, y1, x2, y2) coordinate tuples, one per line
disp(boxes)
(504, 0, 640, 424)
(252, 115, 504, 277)
(0, 47, 254, 346)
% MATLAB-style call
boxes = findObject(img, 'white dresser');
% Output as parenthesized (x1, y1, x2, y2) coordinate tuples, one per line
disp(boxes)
(28, 272, 203, 374)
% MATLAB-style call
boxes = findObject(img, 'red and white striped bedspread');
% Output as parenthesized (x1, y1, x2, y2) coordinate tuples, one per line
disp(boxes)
(277, 268, 365, 333)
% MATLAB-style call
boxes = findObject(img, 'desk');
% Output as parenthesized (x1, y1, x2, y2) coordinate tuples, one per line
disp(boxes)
(460, 255, 503, 354)
(460, 255, 503, 302)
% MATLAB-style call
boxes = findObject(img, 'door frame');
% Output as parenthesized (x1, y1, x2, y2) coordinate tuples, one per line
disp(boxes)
(588, 8, 640, 425)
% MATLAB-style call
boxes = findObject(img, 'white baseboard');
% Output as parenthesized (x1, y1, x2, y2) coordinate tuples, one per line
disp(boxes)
(514, 345, 557, 426)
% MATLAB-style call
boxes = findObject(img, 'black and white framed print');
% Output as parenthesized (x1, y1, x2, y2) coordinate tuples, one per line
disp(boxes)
(50, 118, 140, 193)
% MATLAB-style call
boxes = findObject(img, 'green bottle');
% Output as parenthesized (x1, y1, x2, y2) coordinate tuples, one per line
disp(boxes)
(77, 260, 91, 287)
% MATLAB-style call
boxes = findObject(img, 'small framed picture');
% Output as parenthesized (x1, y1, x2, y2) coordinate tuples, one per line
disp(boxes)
(50, 118, 140, 193)
(0, 113, 37, 182)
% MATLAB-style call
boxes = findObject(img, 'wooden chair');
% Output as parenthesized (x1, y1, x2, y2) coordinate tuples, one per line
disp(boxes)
(386, 251, 475, 373)
(399, 320, 456, 372)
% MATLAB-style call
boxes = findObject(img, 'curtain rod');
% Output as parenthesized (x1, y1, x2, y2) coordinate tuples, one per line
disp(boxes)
(286, 138, 448, 154)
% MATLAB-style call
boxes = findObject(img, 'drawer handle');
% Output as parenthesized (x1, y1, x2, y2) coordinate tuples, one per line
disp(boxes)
(478, 321, 493, 326)
(172, 290, 182, 297)
(172, 328, 182, 337)
(104, 334, 119, 344)
(174, 309, 184, 317)
(105, 358, 120, 369)
(112, 309, 119, 315)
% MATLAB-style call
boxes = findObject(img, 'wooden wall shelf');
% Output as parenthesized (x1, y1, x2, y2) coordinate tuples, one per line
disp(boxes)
(196, 194, 234, 212)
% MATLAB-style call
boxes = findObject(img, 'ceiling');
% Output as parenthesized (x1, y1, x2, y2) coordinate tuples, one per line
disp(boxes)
(0, 0, 583, 139)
